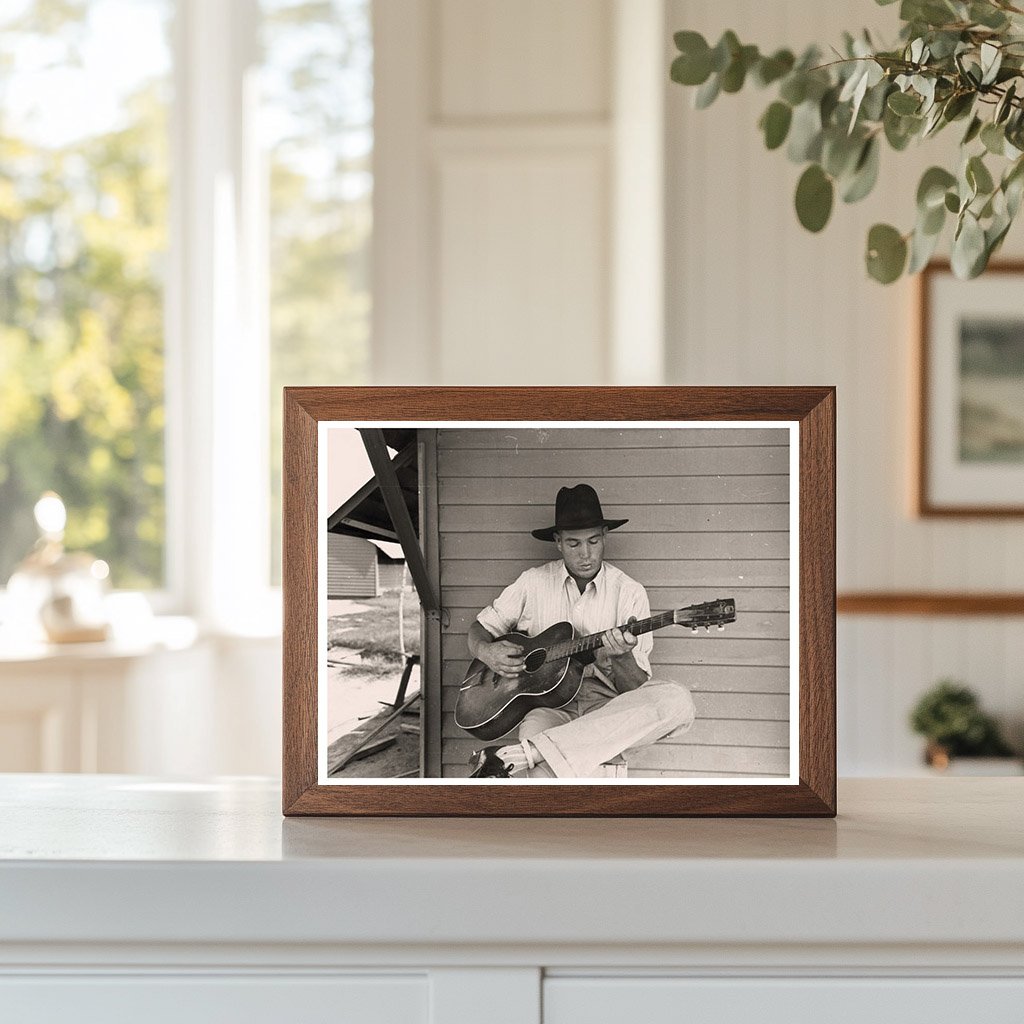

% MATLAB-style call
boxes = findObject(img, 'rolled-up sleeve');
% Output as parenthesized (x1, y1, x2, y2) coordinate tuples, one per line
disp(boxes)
(476, 571, 528, 638)
(622, 581, 653, 677)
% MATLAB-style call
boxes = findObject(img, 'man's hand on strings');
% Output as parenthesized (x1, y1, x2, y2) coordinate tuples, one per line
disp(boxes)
(482, 639, 525, 678)
(598, 621, 638, 661)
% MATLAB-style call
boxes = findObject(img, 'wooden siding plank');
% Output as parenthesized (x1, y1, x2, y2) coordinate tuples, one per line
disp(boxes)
(442, 586, 791, 613)
(439, 475, 790, 505)
(439, 661, 791, 694)
(440, 558, 790, 588)
(441, 446, 788, 478)
(622, 745, 791, 774)
(440, 713, 789, 747)
(440, 531, 789, 562)
(439, 427, 792, 449)
(628, 769, 787, 778)
(444, 635, 789, 666)
(439, 503, 791, 533)
(440, 738, 791, 774)
(439, 683, 791, 719)
(441, 608, 789, 640)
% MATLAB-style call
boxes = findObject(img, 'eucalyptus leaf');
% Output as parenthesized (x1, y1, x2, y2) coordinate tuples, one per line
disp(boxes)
(787, 100, 824, 162)
(694, 73, 721, 109)
(1006, 172, 1024, 218)
(795, 164, 834, 232)
(754, 49, 795, 87)
(908, 221, 942, 273)
(866, 223, 908, 283)
(721, 45, 759, 93)
(779, 73, 807, 106)
(913, 75, 937, 112)
(842, 137, 881, 203)
(760, 101, 793, 150)
(970, 2, 1009, 30)
(962, 115, 983, 145)
(951, 212, 986, 278)
(942, 92, 974, 122)
(986, 213, 1012, 259)
(888, 90, 921, 115)
(922, 103, 946, 137)
(981, 122, 1005, 155)
(861, 80, 893, 122)
(710, 31, 740, 73)
(980, 42, 1002, 87)
(1003, 157, 1024, 216)
(995, 82, 1017, 124)
(967, 154, 995, 196)
(822, 128, 863, 178)
(917, 166, 957, 210)
(944, 190, 961, 213)
(921, 200, 946, 235)
(884, 106, 921, 150)
(671, 33, 713, 87)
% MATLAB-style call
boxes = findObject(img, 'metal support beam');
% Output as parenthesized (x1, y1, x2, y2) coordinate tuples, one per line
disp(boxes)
(359, 428, 440, 613)
(326, 441, 416, 535)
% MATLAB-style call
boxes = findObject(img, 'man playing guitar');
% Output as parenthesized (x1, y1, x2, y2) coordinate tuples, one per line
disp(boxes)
(466, 483, 696, 778)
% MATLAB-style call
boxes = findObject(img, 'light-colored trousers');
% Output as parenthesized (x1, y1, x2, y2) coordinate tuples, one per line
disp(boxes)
(519, 674, 696, 778)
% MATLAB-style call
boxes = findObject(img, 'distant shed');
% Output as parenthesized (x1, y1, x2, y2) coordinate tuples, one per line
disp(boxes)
(326, 534, 379, 599)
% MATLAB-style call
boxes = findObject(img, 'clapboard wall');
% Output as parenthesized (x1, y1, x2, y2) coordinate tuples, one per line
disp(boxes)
(433, 426, 792, 778)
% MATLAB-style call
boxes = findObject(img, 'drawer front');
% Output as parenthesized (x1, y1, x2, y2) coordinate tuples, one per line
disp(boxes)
(0, 974, 427, 1024)
(544, 977, 1024, 1023)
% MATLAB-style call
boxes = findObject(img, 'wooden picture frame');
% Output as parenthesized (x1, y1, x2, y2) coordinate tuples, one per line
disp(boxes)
(917, 261, 1024, 517)
(283, 387, 836, 817)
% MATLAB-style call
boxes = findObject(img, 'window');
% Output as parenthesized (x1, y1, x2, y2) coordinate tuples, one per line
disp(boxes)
(0, 0, 373, 617)
(0, 0, 173, 589)
(261, 0, 373, 583)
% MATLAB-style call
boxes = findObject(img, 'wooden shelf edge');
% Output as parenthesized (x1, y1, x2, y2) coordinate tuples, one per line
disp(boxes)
(838, 593, 1024, 616)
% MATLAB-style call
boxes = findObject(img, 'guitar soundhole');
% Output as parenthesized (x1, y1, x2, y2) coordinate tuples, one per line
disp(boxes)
(523, 649, 547, 673)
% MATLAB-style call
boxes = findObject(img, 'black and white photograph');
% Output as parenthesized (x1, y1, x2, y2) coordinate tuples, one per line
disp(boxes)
(318, 421, 797, 783)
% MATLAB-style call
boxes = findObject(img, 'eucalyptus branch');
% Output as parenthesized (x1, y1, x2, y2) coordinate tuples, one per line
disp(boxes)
(670, 2, 1024, 283)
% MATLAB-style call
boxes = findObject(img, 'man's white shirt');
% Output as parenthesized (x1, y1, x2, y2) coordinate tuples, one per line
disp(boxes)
(475, 559, 653, 679)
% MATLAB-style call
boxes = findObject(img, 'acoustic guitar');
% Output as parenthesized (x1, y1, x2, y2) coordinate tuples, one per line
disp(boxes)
(455, 598, 736, 741)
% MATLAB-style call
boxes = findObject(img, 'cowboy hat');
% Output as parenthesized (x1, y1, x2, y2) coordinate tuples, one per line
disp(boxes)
(531, 483, 628, 542)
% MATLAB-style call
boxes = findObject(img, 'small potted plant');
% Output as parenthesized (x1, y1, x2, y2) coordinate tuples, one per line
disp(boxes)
(909, 680, 1017, 771)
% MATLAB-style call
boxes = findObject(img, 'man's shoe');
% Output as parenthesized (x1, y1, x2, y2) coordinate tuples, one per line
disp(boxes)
(468, 745, 513, 778)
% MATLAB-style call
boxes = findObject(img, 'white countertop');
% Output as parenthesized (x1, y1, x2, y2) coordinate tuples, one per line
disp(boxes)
(1, 775, 1022, 955)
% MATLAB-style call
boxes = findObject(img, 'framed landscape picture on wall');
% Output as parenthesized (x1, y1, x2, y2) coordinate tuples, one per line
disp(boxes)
(918, 262, 1024, 516)
(281, 387, 836, 817)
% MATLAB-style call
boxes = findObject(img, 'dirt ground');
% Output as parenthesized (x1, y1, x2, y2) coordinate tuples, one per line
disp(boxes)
(326, 598, 421, 778)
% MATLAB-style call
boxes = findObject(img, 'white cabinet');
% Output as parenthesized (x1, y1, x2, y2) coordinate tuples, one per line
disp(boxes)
(1, 777, 1022, 1023)
(544, 977, 1024, 1023)
(0, 975, 428, 1024)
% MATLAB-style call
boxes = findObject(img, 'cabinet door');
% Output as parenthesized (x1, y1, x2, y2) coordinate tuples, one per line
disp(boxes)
(544, 977, 1024, 1023)
(0, 974, 428, 1024)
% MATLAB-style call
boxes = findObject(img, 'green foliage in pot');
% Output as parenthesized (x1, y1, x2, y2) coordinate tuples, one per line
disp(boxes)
(909, 679, 1015, 756)
(670, 0, 1024, 283)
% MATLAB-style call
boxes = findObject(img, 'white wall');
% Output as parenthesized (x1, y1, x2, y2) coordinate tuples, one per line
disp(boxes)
(373, 0, 665, 385)
(665, 0, 1024, 772)
(370, 0, 1024, 775)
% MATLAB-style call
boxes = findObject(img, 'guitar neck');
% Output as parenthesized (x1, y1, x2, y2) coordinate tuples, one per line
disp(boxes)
(550, 610, 677, 660)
